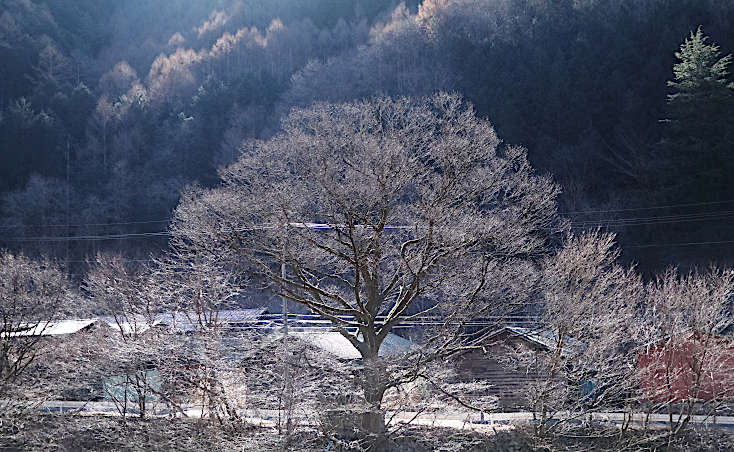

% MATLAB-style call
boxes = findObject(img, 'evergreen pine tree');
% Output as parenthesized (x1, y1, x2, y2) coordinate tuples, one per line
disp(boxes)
(665, 27, 734, 176)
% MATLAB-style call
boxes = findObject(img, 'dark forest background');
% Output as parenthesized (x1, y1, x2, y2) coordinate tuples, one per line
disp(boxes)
(2, 0, 734, 277)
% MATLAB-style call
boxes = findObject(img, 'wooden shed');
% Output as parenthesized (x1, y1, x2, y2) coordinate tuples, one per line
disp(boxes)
(452, 326, 582, 409)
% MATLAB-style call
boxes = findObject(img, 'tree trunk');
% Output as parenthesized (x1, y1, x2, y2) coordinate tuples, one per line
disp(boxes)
(361, 356, 387, 435)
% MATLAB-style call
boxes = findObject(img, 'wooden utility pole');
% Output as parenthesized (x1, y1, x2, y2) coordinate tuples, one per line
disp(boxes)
(280, 259, 293, 435)
(282, 260, 288, 333)
(65, 136, 71, 267)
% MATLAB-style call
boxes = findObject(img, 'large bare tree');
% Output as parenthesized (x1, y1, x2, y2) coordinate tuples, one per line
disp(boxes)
(168, 93, 565, 432)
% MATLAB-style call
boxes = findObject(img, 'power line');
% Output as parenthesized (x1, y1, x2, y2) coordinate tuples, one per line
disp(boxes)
(0, 196, 733, 231)
(0, 219, 170, 229)
(5, 208, 734, 243)
(627, 239, 734, 248)
(561, 198, 734, 215)
(570, 210, 734, 228)
(1, 196, 733, 230)
(2, 231, 170, 242)
(49, 237, 734, 257)
(574, 210, 734, 223)
(7, 211, 731, 238)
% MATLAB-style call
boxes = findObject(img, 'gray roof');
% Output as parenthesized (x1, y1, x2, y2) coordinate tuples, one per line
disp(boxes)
(96, 308, 270, 334)
(486, 326, 586, 356)
(99, 315, 158, 335)
(290, 331, 413, 359)
(153, 307, 268, 332)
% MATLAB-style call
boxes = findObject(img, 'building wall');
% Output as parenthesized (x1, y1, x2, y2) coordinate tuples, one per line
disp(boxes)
(453, 331, 550, 410)
(638, 333, 734, 403)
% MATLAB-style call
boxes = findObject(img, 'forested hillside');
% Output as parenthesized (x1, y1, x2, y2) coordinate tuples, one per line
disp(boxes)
(2, 0, 734, 275)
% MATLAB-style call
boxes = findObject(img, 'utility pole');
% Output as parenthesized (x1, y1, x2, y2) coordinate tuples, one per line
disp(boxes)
(281, 260, 288, 333)
(280, 258, 293, 435)
(65, 136, 71, 268)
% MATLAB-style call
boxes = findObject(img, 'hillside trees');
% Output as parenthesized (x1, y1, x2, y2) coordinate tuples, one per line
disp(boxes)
(168, 93, 566, 434)
(0, 98, 63, 191)
(6, 0, 734, 275)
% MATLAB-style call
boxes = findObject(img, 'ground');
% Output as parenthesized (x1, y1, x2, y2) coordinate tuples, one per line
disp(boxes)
(0, 414, 732, 451)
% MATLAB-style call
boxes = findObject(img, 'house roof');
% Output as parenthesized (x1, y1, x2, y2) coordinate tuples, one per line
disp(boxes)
(97, 308, 270, 334)
(100, 315, 157, 335)
(485, 326, 586, 356)
(290, 331, 413, 360)
(3, 319, 101, 337)
(209, 308, 269, 323)
(153, 307, 268, 332)
(637, 327, 734, 351)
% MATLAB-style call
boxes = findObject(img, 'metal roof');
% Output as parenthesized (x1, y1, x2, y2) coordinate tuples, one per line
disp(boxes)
(100, 315, 157, 335)
(3, 319, 101, 337)
(637, 327, 734, 351)
(153, 307, 269, 332)
(290, 331, 413, 359)
(210, 308, 269, 323)
(485, 326, 586, 356)
(7, 308, 270, 338)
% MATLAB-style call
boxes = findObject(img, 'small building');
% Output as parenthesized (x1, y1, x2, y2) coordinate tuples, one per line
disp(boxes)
(453, 326, 584, 409)
(637, 330, 734, 403)
(1, 318, 109, 401)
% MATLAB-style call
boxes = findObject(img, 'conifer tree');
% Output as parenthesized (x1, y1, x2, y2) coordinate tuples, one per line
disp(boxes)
(664, 27, 734, 188)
